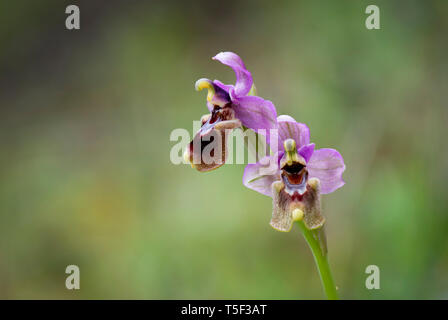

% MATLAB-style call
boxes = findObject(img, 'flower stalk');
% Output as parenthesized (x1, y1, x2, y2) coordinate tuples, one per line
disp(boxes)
(295, 221, 338, 300)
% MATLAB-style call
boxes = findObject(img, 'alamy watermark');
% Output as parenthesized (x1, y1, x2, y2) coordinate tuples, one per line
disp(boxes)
(65, 265, 80, 290)
(65, 5, 80, 30)
(365, 5, 380, 30)
(365, 265, 380, 290)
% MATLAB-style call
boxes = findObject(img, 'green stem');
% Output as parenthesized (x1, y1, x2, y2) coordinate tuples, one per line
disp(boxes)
(295, 221, 338, 300)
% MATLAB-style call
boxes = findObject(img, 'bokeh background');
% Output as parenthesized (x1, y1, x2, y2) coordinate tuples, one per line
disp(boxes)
(0, 0, 447, 299)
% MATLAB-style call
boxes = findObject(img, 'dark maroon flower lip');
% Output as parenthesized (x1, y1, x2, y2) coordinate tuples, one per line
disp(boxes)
(184, 104, 241, 173)
(281, 164, 308, 197)
(188, 129, 217, 159)
(282, 162, 305, 175)
(186, 128, 226, 173)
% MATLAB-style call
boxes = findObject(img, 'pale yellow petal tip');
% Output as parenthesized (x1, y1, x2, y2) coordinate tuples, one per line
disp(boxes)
(292, 208, 304, 222)
(195, 78, 215, 102)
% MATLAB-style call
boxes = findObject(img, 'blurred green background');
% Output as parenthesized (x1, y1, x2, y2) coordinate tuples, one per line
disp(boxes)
(0, 0, 447, 299)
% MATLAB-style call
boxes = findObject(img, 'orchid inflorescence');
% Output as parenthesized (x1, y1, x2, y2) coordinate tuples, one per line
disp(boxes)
(185, 52, 345, 232)
(183, 52, 346, 299)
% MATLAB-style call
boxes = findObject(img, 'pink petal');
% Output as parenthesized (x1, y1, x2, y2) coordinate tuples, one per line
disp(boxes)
(277, 116, 310, 152)
(298, 143, 315, 163)
(213, 80, 233, 93)
(307, 148, 346, 194)
(232, 95, 278, 136)
(243, 156, 280, 197)
(277, 115, 296, 122)
(213, 52, 253, 97)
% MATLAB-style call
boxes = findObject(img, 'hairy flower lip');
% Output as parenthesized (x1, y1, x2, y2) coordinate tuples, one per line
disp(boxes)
(188, 130, 217, 161)
(185, 105, 240, 173)
(186, 128, 226, 172)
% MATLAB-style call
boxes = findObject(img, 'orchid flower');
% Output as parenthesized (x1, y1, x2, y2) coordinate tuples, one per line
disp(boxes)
(242, 115, 345, 299)
(184, 52, 277, 172)
(243, 115, 346, 232)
